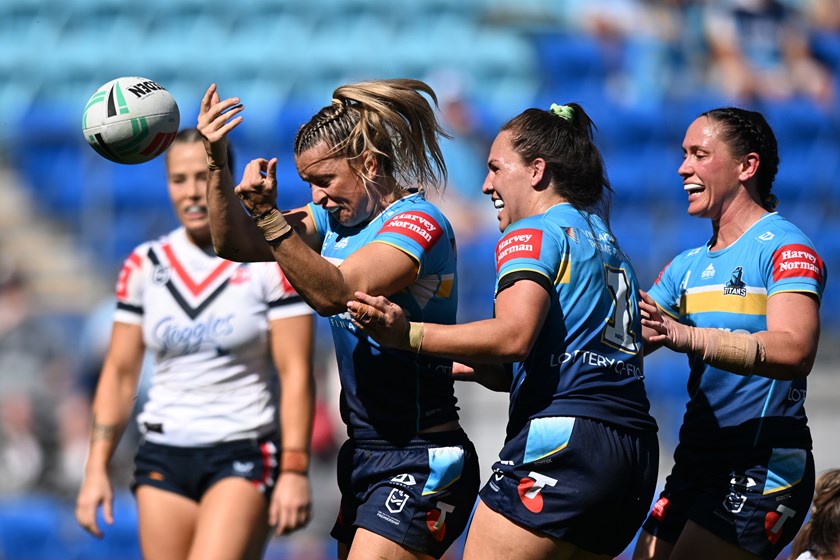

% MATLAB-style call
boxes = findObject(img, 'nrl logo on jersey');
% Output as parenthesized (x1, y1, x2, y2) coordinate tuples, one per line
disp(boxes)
(386, 488, 409, 514)
(723, 266, 747, 297)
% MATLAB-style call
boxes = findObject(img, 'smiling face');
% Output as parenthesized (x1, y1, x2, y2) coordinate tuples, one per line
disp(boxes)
(166, 140, 211, 246)
(295, 142, 380, 228)
(679, 116, 746, 220)
(482, 130, 536, 231)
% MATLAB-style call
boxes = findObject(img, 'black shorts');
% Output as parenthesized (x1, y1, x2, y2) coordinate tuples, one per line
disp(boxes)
(330, 429, 480, 559)
(132, 436, 279, 502)
(642, 445, 815, 559)
(479, 416, 659, 556)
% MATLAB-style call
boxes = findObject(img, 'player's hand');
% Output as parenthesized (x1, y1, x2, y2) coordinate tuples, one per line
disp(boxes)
(269, 472, 312, 536)
(235, 158, 279, 218)
(639, 289, 690, 353)
(347, 291, 408, 348)
(75, 471, 114, 539)
(197, 83, 244, 166)
(453, 362, 512, 392)
(451, 362, 476, 380)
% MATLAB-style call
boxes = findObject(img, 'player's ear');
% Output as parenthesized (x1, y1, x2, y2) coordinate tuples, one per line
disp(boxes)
(361, 150, 378, 181)
(738, 152, 759, 183)
(531, 157, 548, 188)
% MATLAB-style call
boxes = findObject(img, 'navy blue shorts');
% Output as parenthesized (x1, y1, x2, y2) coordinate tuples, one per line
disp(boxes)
(642, 445, 815, 559)
(132, 436, 279, 502)
(479, 416, 659, 557)
(330, 429, 480, 559)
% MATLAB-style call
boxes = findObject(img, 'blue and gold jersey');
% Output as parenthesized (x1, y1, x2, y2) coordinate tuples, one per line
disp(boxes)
(309, 193, 460, 440)
(495, 203, 657, 438)
(648, 212, 827, 450)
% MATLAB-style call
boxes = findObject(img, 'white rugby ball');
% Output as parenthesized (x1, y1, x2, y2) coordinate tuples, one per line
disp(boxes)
(82, 76, 180, 164)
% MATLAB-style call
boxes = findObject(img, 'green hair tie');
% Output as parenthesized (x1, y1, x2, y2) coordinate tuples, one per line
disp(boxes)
(549, 103, 574, 121)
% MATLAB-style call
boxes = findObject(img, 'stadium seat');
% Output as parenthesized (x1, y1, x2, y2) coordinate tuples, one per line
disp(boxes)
(0, 7, 61, 74)
(0, 495, 62, 559)
(810, 29, 840, 72)
(469, 29, 539, 109)
(457, 231, 499, 322)
(379, 13, 479, 77)
(643, 349, 690, 449)
(2, 0, 838, 341)
(530, 31, 609, 100)
(608, 201, 665, 285)
(13, 142, 88, 221)
(761, 97, 840, 201)
(659, 89, 732, 138)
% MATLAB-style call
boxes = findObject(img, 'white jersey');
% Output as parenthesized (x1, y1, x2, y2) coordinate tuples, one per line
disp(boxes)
(113, 227, 312, 446)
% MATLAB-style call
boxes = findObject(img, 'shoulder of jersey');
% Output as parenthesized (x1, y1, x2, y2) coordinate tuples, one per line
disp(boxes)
(126, 237, 159, 263)
(755, 214, 803, 243)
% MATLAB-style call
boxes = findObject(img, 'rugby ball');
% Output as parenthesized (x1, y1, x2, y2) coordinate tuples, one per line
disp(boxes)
(82, 76, 180, 164)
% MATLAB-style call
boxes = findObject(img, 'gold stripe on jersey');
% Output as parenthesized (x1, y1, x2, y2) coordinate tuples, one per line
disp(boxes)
(763, 479, 799, 495)
(435, 274, 454, 298)
(503, 266, 552, 283)
(531, 441, 569, 463)
(372, 240, 421, 266)
(681, 286, 768, 316)
(555, 257, 571, 285)
(658, 304, 680, 320)
(305, 204, 320, 239)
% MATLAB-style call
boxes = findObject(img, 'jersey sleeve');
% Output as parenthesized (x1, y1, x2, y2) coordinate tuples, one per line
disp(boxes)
(306, 202, 328, 245)
(494, 220, 564, 295)
(255, 263, 313, 321)
(767, 240, 827, 301)
(373, 209, 446, 272)
(647, 258, 681, 319)
(113, 246, 147, 325)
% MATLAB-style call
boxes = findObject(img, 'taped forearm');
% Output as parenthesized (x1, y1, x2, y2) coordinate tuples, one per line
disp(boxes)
(399, 322, 425, 354)
(688, 327, 766, 375)
(254, 208, 292, 243)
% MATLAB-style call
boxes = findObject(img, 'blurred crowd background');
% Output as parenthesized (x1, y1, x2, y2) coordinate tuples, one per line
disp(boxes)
(1, 0, 840, 558)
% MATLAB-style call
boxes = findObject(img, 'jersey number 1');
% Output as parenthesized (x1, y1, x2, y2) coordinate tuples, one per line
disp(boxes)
(603, 266, 639, 353)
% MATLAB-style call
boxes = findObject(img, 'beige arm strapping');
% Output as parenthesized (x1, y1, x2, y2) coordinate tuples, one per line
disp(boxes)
(399, 322, 425, 355)
(254, 208, 292, 243)
(688, 327, 766, 375)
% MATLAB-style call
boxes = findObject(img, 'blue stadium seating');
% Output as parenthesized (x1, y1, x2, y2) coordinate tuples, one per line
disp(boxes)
(4, 0, 836, 320)
(0, 495, 62, 559)
(811, 30, 840, 74)
(530, 31, 610, 102)
(5, 0, 838, 266)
